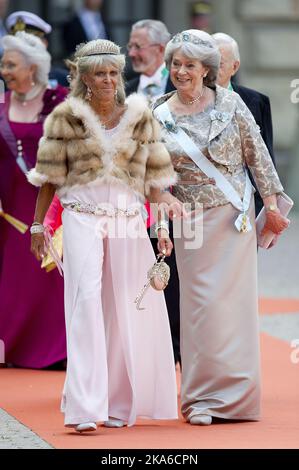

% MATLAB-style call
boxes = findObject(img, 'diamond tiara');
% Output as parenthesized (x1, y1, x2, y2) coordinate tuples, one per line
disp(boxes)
(171, 32, 214, 49)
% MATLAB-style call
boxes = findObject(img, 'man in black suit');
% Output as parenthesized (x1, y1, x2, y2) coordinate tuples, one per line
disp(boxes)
(63, 0, 109, 57)
(126, 19, 175, 99)
(213, 32, 276, 215)
(126, 20, 181, 366)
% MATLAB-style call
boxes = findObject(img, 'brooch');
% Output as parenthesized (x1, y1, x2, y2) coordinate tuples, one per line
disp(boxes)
(163, 120, 178, 133)
(210, 110, 230, 123)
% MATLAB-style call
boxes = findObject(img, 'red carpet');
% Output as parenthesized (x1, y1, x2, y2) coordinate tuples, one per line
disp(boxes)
(1, 298, 298, 449)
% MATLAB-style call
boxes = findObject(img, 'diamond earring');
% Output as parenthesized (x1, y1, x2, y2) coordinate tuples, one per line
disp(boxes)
(85, 87, 92, 101)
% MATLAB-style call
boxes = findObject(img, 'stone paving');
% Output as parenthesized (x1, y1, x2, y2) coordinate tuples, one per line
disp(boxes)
(258, 213, 299, 299)
(0, 409, 52, 449)
(258, 213, 299, 342)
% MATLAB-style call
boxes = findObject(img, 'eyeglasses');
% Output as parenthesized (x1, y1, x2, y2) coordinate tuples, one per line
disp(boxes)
(0, 62, 16, 71)
(126, 43, 160, 52)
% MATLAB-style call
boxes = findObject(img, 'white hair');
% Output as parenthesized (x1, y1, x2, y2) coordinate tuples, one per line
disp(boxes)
(2, 31, 51, 85)
(71, 40, 126, 104)
(132, 19, 171, 46)
(165, 29, 220, 88)
(212, 32, 240, 62)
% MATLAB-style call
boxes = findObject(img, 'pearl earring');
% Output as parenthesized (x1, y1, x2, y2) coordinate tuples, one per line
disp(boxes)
(85, 87, 92, 101)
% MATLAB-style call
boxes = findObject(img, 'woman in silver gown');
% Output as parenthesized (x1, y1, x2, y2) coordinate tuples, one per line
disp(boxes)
(153, 29, 289, 426)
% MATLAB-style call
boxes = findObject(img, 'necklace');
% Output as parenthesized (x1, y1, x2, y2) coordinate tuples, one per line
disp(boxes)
(12, 84, 45, 107)
(99, 105, 119, 128)
(177, 86, 205, 106)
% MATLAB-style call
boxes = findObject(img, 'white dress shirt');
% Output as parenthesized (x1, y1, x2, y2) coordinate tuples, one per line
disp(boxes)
(137, 63, 169, 100)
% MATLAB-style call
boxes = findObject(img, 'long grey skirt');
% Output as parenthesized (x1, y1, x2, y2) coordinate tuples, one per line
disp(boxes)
(174, 199, 261, 421)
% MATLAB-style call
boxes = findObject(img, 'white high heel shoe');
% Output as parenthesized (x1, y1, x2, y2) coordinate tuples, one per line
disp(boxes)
(189, 415, 212, 426)
(75, 422, 97, 433)
(103, 417, 125, 428)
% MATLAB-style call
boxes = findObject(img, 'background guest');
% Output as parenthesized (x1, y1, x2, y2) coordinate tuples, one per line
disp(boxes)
(126, 19, 173, 99)
(0, 31, 67, 369)
(6, 10, 69, 87)
(213, 32, 276, 215)
(63, 0, 109, 57)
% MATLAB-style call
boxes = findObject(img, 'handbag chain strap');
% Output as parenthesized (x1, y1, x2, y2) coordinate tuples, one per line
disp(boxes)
(134, 255, 167, 310)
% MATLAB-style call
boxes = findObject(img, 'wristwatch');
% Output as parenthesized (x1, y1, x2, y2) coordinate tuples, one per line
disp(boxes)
(266, 204, 278, 212)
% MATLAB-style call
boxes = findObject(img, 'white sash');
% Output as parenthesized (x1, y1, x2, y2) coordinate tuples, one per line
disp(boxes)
(154, 101, 253, 233)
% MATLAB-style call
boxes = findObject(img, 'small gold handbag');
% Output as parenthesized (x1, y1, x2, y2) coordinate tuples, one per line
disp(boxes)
(41, 225, 63, 273)
(134, 254, 170, 310)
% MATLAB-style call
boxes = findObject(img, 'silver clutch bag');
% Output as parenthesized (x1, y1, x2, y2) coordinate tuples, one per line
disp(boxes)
(134, 254, 170, 310)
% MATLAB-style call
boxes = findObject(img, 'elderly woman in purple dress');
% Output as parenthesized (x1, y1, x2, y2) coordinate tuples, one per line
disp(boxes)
(0, 32, 67, 368)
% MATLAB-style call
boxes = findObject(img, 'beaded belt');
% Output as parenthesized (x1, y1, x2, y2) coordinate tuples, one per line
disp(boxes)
(62, 201, 141, 217)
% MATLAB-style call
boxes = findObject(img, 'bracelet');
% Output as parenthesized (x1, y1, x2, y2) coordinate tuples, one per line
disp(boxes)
(156, 228, 170, 239)
(30, 223, 45, 235)
(265, 204, 278, 212)
(155, 221, 169, 230)
(155, 220, 169, 229)
(154, 220, 169, 236)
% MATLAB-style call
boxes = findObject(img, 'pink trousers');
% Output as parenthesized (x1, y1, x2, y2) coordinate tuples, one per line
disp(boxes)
(59, 182, 178, 426)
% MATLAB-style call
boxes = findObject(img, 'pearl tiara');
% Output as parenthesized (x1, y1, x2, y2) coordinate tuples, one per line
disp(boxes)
(85, 52, 118, 56)
(171, 32, 214, 49)
(75, 39, 121, 58)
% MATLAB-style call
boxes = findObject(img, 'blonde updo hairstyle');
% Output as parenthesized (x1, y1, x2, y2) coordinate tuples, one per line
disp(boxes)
(70, 39, 126, 104)
(165, 29, 220, 88)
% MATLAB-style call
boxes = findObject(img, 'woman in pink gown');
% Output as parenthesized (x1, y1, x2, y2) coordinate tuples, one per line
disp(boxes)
(29, 39, 179, 432)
